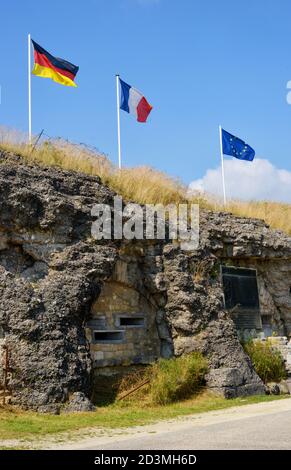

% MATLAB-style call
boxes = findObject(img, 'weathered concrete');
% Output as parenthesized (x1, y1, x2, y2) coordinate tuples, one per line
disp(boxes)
(0, 150, 291, 410)
(0, 151, 118, 411)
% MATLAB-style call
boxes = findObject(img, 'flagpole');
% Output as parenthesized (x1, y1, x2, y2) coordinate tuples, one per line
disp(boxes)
(219, 125, 226, 206)
(116, 74, 122, 169)
(28, 33, 32, 145)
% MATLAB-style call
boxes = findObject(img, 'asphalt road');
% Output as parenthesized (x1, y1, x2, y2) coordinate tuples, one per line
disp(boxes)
(98, 408, 291, 450)
(55, 398, 291, 450)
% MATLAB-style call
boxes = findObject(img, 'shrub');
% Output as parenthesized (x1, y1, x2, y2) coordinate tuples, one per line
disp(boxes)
(244, 339, 287, 383)
(149, 352, 208, 405)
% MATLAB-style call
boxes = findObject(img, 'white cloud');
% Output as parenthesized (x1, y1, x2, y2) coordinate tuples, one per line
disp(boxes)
(189, 158, 291, 203)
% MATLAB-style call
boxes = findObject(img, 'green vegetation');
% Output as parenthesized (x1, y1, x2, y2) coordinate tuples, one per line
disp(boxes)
(0, 394, 287, 441)
(0, 126, 291, 235)
(149, 353, 208, 405)
(0, 353, 287, 441)
(244, 340, 287, 383)
(93, 353, 208, 406)
(0, 446, 28, 450)
(0, 352, 288, 443)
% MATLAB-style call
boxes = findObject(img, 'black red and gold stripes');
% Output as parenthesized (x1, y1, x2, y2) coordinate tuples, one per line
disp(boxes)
(31, 40, 79, 87)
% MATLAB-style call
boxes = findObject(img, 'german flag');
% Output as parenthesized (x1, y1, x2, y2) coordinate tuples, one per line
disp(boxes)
(31, 40, 79, 87)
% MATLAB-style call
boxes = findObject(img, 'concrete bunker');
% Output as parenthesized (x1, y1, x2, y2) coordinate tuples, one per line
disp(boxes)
(220, 261, 291, 377)
(86, 280, 161, 368)
(86, 252, 291, 379)
(85, 251, 164, 369)
(1, 152, 291, 411)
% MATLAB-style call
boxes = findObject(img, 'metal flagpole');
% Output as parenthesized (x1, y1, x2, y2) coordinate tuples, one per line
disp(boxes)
(219, 125, 227, 206)
(116, 74, 122, 169)
(28, 33, 32, 145)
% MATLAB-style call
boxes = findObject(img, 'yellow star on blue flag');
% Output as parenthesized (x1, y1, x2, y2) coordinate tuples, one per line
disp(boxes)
(222, 129, 255, 161)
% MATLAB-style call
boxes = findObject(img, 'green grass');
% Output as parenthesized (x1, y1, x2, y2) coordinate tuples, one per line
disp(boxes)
(244, 339, 287, 383)
(149, 352, 208, 404)
(0, 394, 288, 441)
(0, 446, 28, 450)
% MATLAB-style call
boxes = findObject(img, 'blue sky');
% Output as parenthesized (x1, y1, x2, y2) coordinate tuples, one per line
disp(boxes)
(1, 0, 291, 201)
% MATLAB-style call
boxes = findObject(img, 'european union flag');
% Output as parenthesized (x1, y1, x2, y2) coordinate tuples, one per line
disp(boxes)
(221, 129, 255, 161)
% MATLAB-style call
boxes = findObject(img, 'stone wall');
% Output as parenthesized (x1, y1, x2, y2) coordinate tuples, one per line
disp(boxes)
(257, 261, 291, 336)
(0, 151, 118, 411)
(220, 258, 291, 338)
(0, 150, 291, 410)
(0, 332, 5, 385)
(86, 244, 172, 369)
(87, 280, 160, 367)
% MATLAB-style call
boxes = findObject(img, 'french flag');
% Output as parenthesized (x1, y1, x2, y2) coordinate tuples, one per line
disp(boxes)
(119, 77, 153, 123)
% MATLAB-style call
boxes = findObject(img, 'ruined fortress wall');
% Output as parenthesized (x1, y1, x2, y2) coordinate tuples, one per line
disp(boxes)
(0, 151, 290, 411)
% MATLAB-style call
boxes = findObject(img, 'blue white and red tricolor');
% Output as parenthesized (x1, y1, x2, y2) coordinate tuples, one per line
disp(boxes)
(119, 77, 153, 123)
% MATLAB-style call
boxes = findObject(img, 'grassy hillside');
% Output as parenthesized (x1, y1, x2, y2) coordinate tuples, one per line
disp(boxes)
(0, 127, 290, 235)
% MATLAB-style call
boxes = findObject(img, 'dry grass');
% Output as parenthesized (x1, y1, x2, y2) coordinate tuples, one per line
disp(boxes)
(0, 128, 112, 181)
(226, 200, 291, 235)
(0, 127, 189, 207)
(0, 126, 290, 235)
(109, 166, 187, 205)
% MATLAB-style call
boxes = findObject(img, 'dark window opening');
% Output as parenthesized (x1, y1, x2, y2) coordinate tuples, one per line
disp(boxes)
(93, 331, 124, 342)
(222, 266, 259, 310)
(118, 317, 145, 327)
(221, 266, 261, 331)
